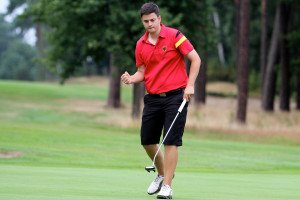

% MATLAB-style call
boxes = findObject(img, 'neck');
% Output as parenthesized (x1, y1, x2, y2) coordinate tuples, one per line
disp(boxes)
(149, 25, 161, 38)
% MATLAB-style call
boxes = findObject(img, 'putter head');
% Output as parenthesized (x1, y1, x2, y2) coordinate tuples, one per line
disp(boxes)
(145, 166, 156, 173)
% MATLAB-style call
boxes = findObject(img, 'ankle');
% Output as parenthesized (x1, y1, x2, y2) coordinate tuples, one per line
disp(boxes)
(163, 183, 172, 188)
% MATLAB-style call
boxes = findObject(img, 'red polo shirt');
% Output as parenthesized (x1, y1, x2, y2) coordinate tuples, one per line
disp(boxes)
(135, 24, 194, 94)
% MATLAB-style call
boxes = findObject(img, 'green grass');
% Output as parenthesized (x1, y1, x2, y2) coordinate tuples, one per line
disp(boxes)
(1, 166, 300, 200)
(1, 79, 300, 199)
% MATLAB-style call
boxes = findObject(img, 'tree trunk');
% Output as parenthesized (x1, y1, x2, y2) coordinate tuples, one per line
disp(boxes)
(212, 11, 226, 66)
(260, 0, 268, 96)
(262, 5, 281, 111)
(132, 82, 145, 119)
(296, 47, 300, 111)
(279, 3, 291, 111)
(36, 24, 53, 80)
(236, 0, 250, 124)
(194, 51, 207, 104)
(235, 0, 240, 63)
(107, 53, 121, 108)
(297, 70, 300, 111)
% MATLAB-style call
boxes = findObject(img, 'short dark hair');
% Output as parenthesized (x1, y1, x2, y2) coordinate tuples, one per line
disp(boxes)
(140, 2, 160, 17)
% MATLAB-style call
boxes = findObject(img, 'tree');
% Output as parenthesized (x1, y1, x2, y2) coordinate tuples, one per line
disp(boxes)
(0, 41, 38, 80)
(104, 1, 144, 108)
(107, 54, 121, 108)
(260, 0, 268, 95)
(0, 14, 39, 80)
(158, 0, 214, 105)
(297, 66, 300, 110)
(132, 82, 145, 119)
(262, 4, 281, 111)
(287, 1, 300, 110)
(236, 0, 250, 123)
(0, 14, 12, 56)
(279, 2, 291, 111)
(7, 0, 52, 80)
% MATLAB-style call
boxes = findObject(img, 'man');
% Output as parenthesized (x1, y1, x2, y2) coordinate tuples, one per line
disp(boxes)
(121, 2, 201, 199)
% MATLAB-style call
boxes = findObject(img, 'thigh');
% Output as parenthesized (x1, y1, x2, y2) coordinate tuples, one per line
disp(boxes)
(140, 95, 164, 145)
(163, 93, 188, 146)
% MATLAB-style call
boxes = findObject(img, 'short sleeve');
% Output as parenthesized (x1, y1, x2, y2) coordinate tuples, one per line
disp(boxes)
(174, 31, 194, 56)
(135, 42, 143, 67)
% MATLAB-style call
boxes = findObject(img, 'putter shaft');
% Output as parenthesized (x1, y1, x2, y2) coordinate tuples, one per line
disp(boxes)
(147, 99, 187, 170)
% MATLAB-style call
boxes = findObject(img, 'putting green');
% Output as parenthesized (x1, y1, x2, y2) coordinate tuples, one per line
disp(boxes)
(1, 165, 300, 200)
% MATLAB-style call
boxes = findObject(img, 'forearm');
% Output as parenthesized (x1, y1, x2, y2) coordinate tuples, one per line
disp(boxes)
(121, 65, 145, 85)
(183, 50, 201, 101)
(130, 70, 144, 83)
(187, 52, 201, 87)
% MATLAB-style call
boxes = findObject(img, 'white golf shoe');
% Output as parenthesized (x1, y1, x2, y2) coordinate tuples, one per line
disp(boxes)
(157, 184, 173, 199)
(147, 175, 164, 195)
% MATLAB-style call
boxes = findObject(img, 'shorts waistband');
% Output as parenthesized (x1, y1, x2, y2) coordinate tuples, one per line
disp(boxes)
(148, 88, 184, 97)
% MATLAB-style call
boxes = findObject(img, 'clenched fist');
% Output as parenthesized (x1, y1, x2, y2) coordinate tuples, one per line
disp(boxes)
(121, 71, 132, 84)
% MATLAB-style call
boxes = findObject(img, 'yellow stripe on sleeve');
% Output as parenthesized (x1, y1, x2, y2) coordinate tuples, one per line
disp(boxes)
(175, 36, 186, 48)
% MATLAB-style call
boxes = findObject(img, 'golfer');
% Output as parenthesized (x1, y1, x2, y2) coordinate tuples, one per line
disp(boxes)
(121, 2, 201, 199)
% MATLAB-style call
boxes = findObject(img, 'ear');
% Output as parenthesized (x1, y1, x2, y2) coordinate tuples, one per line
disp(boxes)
(158, 16, 162, 22)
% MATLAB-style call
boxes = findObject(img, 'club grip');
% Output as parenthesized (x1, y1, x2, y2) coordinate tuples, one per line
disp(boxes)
(178, 99, 187, 113)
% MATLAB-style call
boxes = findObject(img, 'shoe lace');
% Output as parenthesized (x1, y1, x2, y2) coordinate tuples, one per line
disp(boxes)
(154, 175, 163, 183)
(161, 185, 171, 192)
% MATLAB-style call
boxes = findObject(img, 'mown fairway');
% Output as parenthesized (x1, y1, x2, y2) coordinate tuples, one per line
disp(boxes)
(1, 79, 300, 200)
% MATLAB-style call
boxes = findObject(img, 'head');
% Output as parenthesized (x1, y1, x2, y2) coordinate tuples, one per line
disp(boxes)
(140, 2, 161, 34)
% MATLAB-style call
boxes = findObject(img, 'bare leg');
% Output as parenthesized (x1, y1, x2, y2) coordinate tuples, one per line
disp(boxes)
(163, 145, 178, 186)
(143, 144, 164, 176)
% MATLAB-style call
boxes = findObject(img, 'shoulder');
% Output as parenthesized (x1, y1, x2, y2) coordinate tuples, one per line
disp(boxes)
(136, 36, 143, 46)
(163, 26, 185, 42)
(136, 32, 146, 48)
(164, 26, 179, 36)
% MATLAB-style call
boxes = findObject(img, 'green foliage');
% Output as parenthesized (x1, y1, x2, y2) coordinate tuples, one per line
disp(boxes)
(0, 40, 38, 80)
(0, 15, 40, 81)
(21, 0, 107, 81)
(210, 0, 235, 66)
(22, 0, 145, 81)
(249, 69, 260, 93)
(158, 0, 215, 59)
(6, 0, 33, 36)
(6, 0, 27, 13)
(0, 14, 12, 55)
(207, 59, 236, 82)
(20, 1, 216, 81)
(13, 0, 299, 89)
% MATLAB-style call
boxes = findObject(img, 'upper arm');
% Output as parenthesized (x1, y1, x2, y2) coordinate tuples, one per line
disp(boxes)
(186, 49, 201, 63)
(135, 42, 144, 67)
(137, 65, 145, 73)
(174, 30, 194, 56)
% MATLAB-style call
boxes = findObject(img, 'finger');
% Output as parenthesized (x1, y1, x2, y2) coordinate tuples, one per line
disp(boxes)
(183, 94, 189, 102)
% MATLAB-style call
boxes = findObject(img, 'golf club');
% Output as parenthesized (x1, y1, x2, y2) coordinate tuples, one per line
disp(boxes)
(145, 99, 187, 173)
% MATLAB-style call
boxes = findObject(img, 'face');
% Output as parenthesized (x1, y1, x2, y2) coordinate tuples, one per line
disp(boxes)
(141, 13, 161, 34)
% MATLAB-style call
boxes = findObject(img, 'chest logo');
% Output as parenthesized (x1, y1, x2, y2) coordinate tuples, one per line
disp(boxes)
(162, 46, 167, 52)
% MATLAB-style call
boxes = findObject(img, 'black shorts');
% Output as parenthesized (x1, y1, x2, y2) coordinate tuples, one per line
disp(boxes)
(140, 89, 188, 146)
